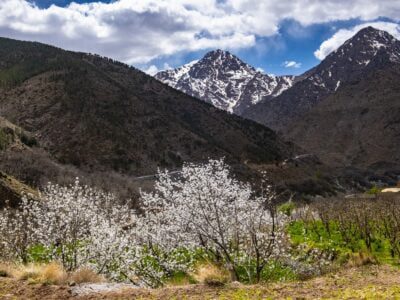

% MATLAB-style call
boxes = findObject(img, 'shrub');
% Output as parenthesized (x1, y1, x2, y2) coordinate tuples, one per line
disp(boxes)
(204, 273, 229, 287)
(9, 263, 66, 284)
(192, 263, 230, 285)
(165, 271, 196, 286)
(0, 179, 137, 280)
(70, 267, 104, 284)
(0, 270, 8, 277)
(20, 133, 38, 147)
(278, 201, 296, 217)
(366, 186, 380, 195)
(0, 128, 12, 150)
(0, 263, 12, 277)
(141, 159, 289, 283)
(347, 252, 377, 267)
(290, 196, 400, 268)
(13, 264, 42, 281)
(0, 159, 293, 287)
(40, 262, 68, 284)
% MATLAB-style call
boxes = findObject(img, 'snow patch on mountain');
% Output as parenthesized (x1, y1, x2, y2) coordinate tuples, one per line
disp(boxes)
(155, 50, 294, 114)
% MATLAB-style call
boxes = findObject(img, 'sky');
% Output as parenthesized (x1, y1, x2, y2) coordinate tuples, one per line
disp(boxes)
(0, 1, 399, 75)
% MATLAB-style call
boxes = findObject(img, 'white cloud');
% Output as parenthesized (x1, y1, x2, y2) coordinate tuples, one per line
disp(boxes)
(283, 60, 301, 68)
(315, 21, 400, 60)
(0, 0, 399, 64)
(163, 63, 172, 70)
(144, 65, 159, 75)
(256, 67, 265, 73)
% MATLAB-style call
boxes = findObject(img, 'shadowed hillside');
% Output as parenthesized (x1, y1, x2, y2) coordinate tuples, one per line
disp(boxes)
(285, 65, 400, 172)
(243, 27, 400, 173)
(0, 38, 293, 173)
(0, 37, 343, 201)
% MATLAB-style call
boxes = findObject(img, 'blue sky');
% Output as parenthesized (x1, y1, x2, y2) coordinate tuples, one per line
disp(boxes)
(143, 19, 370, 76)
(32, 0, 110, 7)
(3, 1, 400, 75)
(134, 17, 400, 76)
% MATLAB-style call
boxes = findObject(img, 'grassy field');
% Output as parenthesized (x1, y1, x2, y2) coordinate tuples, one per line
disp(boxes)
(0, 264, 400, 299)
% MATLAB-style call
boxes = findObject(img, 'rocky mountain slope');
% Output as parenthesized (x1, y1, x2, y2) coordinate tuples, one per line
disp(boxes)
(243, 27, 400, 132)
(182, 27, 393, 173)
(0, 38, 294, 174)
(243, 27, 400, 171)
(0, 37, 341, 201)
(285, 64, 400, 171)
(155, 50, 295, 114)
(155, 27, 400, 174)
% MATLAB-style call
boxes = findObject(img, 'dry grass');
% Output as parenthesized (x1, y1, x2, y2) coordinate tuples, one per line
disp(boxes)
(347, 252, 377, 267)
(8, 262, 67, 284)
(40, 262, 68, 284)
(1, 264, 400, 299)
(1, 262, 103, 285)
(0, 262, 13, 278)
(192, 263, 230, 286)
(70, 267, 104, 284)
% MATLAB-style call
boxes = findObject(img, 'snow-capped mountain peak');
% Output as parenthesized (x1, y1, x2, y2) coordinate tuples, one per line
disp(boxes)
(157, 59, 198, 88)
(243, 26, 400, 132)
(329, 26, 400, 65)
(303, 26, 400, 95)
(155, 50, 295, 114)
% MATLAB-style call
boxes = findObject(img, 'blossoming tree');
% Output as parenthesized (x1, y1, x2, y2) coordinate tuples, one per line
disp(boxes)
(0, 159, 289, 285)
(141, 159, 288, 282)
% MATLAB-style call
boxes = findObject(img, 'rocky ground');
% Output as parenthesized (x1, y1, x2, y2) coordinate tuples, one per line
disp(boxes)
(1, 265, 400, 299)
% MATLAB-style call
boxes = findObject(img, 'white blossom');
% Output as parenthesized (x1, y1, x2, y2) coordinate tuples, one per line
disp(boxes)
(140, 159, 289, 282)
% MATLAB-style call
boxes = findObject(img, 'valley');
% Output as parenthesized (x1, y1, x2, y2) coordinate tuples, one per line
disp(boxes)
(0, 11, 399, 299)
(157, 26, 400, 176)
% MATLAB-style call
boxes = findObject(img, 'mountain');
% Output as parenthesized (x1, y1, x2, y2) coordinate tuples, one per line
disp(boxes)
(285, 63, 400, 172)
(244, 26, 400, 131)
(0, 37, 339, 201)
(0, 38, 292, 173)
(244, 26, 400, 171)
(154, 27, 400, 174)
(0, 171, 38, 208)
(155, 50, 295, 114)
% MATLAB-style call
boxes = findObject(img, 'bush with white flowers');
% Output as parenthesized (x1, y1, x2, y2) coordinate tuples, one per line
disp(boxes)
(0, 179, 138, 280)
(140, 159, 289, 283)
(0, 159, 290, 285)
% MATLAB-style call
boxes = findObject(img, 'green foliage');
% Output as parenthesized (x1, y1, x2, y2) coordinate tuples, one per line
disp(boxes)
(234, 259, 297, 284)
(0, 61, 48, 88)
(260, 261, 297, 282)
(26, 244, 52, 264)
(166, 271, 197, 286)
(288, 220, 344, 249)
(366, 185, 380, 195)
(277, 201, 296, 216)
(130, 247, 200, 287)
(288, 220, 397, 265)
(336, 285, 400, 299)
(25, 242, 89, 271)
(219, 289, 267, 300)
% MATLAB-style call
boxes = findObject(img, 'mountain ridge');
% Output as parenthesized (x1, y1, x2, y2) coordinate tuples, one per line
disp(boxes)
(0, 36, 341, 201)
(154, 26, 400, 173)
(243, 26, 400, 131)
(155, 49, 295, 114)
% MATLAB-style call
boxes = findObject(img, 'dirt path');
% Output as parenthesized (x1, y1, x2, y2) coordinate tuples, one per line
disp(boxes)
(1, 265, 400, 299)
